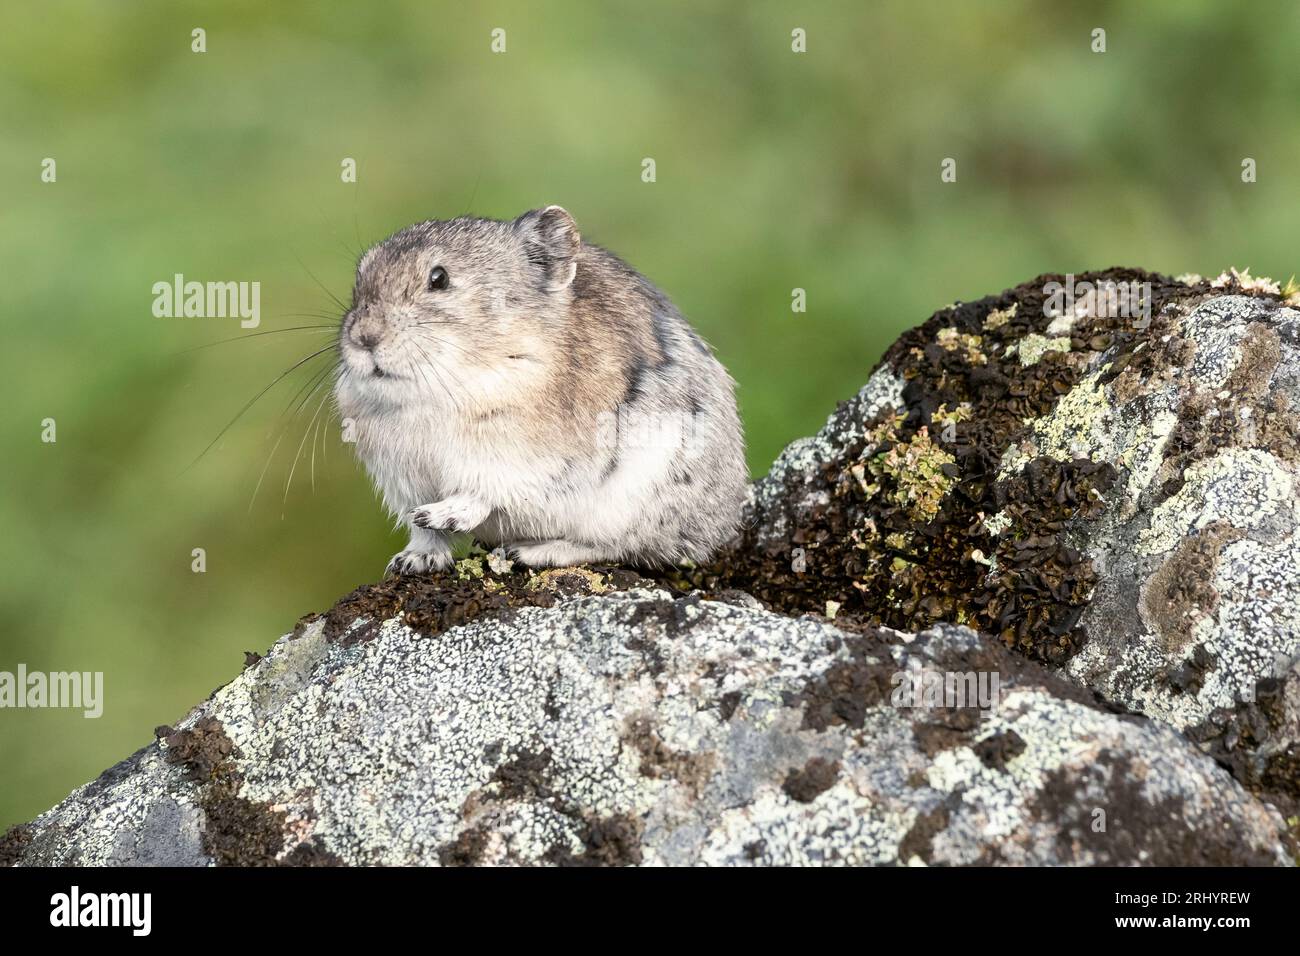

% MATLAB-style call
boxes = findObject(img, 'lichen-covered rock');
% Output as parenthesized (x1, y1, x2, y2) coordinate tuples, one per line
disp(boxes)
(701, 272, 1300, 824)
(5, 585, 1293, 866)
(1033, 296, 1300, 724)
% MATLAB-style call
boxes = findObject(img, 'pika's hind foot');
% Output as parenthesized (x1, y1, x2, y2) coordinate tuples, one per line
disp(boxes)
(508, 540, 610, 568)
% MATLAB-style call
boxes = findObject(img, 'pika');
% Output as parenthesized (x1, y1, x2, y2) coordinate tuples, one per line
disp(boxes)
(334, 206, 748, 574)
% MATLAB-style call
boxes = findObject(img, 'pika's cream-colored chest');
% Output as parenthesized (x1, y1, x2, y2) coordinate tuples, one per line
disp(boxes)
(354, 407, 577, 525)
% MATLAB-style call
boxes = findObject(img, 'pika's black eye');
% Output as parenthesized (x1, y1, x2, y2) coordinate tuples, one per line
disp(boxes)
(427, 266, 449, 291)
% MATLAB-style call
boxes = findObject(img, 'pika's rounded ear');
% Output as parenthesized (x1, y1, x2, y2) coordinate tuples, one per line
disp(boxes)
(514, 205, 580, 291)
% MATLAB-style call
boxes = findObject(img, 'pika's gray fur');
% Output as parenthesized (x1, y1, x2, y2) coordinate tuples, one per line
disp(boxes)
(333, 206, 748, 573)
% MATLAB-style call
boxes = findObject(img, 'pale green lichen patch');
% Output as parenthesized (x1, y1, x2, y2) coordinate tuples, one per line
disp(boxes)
(998, 370, 1110, 477)
(1029, 369, 1111, 448)
(454, 555, 487, 581)
(851, 414, 956, 523)
(1138, 448, 1298, 556)
(932, 402, 972, 430)
(999, 364, 1177, 515)
(935, 327, 988, 365)
(883, 531, 910, 550)
(982, 510, 1012, 537)
(983, 303, 1017, 330)
(1045, 311, 1079, 337)
(1007, 333, 1072, 367)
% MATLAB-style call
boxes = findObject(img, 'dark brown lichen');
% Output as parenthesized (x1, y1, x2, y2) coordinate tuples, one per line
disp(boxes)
(437, 825, 492, 866)
(157, 717, 233, 781)
(782, 757, 840, 803)
(199, 791, 292, 867)
(977, 457, 1117, 663)
(912, 708, 984, 757)
(314, 564, 656, 646)
(280, 840, 346, 866)
(786, 625, 1118, 745)
(625, 716, 717, 794)
(897, 801, 954, 864)
(543, 813, 644, 867)
(1160, 325, 1298, 503)
(439, 742, 651, 866)
(783, 630, 897, 732)
(156, 717, 344, 867)
(696, 269, 1210, 665)
(1023, 751, 1287, 866)
(0, 824, 32, 867)
(490, 747, 554, 800)
(1140, 521, 1242, 655)
(1187, 672, 1300, 842)
(973, 729, 1027, 771)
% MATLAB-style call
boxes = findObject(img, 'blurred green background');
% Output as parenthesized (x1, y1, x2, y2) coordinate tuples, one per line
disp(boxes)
(2, 0, 1298, 828)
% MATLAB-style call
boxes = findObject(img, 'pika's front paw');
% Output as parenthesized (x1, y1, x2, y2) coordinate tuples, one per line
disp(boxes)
(409, 496, 490, 533)
(409, 508, 453, 531)
(385, 549, 452, 576)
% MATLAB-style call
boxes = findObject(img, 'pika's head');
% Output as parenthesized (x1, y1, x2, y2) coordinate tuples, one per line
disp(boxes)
(337, 206, 581, 409)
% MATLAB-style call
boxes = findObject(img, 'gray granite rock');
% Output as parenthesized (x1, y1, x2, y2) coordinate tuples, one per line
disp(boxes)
(6, 588, 1293, 866)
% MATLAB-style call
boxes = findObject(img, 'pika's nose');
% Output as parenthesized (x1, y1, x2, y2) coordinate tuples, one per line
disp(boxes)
(348, 313, 385, 351)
